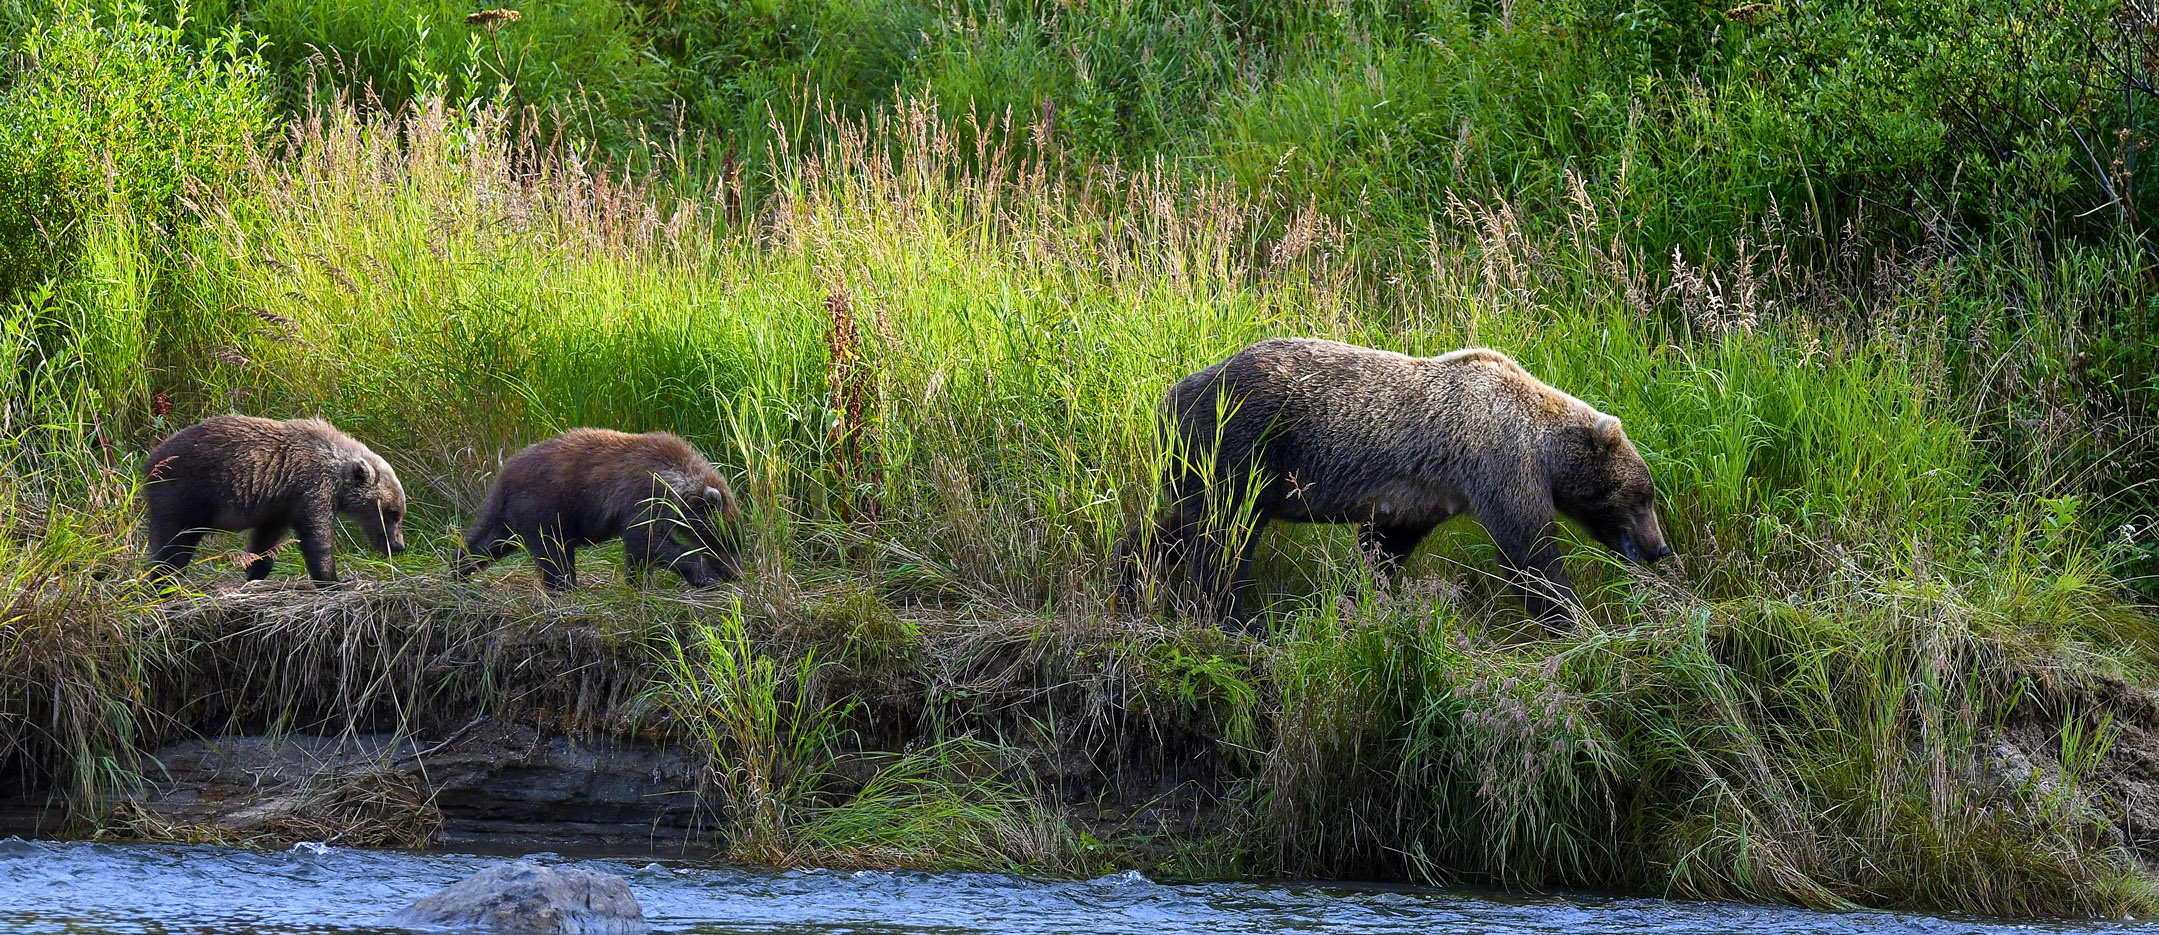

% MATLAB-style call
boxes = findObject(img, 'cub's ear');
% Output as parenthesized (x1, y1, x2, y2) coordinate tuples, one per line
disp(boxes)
(1593, 414, 1624, 448)
(702, 486, 726, 508)
(349, 459, 376, 487)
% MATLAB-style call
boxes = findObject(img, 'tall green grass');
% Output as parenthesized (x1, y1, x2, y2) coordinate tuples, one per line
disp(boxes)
(652, 604, 1072, 870)
(0, 0, 267, 307)
(179, 99, 2059, 613)
(29, 0, 2154, 584)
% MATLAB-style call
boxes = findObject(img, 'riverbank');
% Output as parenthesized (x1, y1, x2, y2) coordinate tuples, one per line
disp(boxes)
(5, 576, 1263, 872)
(7, 571, 2159, 917)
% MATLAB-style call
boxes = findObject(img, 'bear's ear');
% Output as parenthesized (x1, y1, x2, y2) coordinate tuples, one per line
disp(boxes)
(702, 486, 727, 509)
(1593, 414, 1624, 448)
(348, 459, 375, 488)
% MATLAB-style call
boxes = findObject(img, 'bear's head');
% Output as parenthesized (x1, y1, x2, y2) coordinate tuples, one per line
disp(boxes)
(338, 452, 408, 557)
(687, 478, 745, 584)
(1552, 413, 1670, 565)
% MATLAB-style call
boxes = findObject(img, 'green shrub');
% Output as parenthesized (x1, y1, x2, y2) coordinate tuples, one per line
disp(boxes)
(238, 0, 666, 146)
(0, 0, 267, 305)
(1205, 0, 2127, 261)
(647, 0, 936, 128)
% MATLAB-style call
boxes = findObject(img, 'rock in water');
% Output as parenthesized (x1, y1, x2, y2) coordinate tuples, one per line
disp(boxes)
(386, 861, 646, 934)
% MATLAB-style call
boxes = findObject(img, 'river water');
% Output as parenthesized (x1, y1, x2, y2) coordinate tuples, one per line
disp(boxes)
(3, 838, 2156, 935)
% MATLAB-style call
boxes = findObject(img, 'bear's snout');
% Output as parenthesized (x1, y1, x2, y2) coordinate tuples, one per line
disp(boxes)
(376, 516, 407, 555)
(1621, 528, 1671, 564)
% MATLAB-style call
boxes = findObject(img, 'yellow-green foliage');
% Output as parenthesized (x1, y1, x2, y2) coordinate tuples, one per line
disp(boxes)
(0, 0, 267, 304)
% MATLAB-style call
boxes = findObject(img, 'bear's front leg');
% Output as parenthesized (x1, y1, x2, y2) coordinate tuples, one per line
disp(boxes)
(1192, 522, 1264, 634)
(293, 509, 342, 586)
(1476, 493, 1581, 630)
(623, 521, 718, 589)
(1494, 534, 1579, 629)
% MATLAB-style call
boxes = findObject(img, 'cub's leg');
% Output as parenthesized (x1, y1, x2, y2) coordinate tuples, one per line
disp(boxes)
(244, 521, 290, 581)
(147, 516, 207, 586)
(519, 522, 577, 590)
(623, 517, 719, 589)
(293, 509, 342, 586)
(455, 508, 518, 577)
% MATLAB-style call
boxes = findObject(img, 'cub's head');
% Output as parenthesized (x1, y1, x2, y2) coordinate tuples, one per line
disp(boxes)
(338, 451, 408, 556)
(687, 478, 745, 584)
(1552, 413, 1670, 566)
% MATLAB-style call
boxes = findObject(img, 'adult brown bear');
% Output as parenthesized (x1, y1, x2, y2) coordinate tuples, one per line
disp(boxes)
(1119, 338, 1670, 630)
(143, 415, 408, 587)
(455, 428, 743, 590)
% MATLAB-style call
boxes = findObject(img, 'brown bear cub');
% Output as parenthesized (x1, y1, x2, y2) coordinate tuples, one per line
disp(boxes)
(1120, 337, 1671, 631)
(144, 414, 408, 587)
(455, 429, 743, 590)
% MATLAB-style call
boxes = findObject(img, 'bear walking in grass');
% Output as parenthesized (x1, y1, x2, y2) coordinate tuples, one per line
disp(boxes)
(455, 428, 744, 590)
(1120, 337, 1671, 630)
(143, 414, 408, 587)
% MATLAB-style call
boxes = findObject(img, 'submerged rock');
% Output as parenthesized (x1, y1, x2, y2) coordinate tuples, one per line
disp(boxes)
(387, 861, 645, 934)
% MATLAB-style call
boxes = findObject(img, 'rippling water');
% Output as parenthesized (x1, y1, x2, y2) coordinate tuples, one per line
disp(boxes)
(2, 838, 2155, 935)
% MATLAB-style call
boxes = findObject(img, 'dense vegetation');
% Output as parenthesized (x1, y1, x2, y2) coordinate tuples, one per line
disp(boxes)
(4, 0, 2158, 919)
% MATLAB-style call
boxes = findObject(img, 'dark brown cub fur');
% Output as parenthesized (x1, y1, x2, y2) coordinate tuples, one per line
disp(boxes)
(143, 414, 408, 586)
(1119, 338, 1670, 631)
(455, 428, 743, 590)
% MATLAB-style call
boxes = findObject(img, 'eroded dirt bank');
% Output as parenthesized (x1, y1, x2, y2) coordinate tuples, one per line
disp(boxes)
(1, 578, 1242, 860)
(7, 577, 2159, 888)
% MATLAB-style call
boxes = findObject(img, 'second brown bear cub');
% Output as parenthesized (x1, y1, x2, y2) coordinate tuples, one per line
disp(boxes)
(456, 428, 744, 590)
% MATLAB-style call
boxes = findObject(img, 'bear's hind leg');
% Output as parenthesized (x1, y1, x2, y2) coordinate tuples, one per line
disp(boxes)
(454, 514, 517, 577)
(147, 517, 206, 586)
(244, 522, 290, 581)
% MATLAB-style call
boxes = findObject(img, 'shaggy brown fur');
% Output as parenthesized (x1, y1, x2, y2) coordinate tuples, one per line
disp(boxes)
(455, 429, 743, 590)
(1120, 338, 1670, 630)
(144, 415, 408, 586)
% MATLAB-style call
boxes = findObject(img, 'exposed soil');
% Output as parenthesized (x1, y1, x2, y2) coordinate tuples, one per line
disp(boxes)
(1, 579, 1248, 858)
(127, 722, 706, 850)
(8, 580, 2157, 878)
(1992, 671, 2159, 856)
